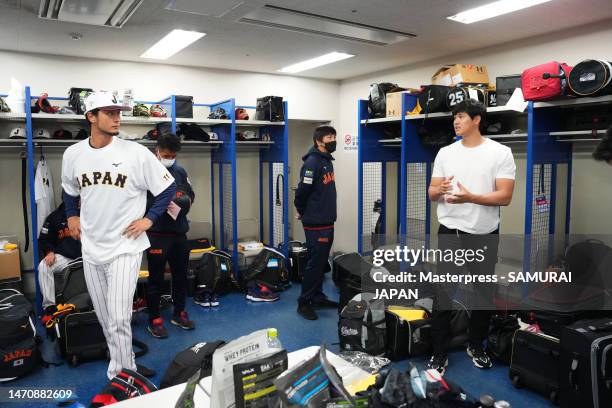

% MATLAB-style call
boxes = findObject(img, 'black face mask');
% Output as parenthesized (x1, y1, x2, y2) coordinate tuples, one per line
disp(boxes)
(324, 141, 337, 153)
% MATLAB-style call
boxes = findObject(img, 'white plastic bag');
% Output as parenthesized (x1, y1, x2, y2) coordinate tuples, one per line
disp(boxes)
(6, 78, 25, 113)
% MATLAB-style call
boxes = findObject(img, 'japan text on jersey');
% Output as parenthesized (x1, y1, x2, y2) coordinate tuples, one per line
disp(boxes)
(78, 171, 128, 189)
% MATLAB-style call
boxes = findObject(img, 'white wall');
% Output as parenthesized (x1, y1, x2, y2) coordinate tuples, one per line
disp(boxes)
(0, 51, 339, 274)
(0, 50, 340, 121)
(333, 20, 612, 252)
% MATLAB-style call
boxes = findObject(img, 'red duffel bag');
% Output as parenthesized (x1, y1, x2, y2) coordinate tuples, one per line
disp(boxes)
(521, 61, 573, 101)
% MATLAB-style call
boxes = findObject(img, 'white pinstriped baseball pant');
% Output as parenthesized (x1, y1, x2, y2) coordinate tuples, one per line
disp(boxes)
(38, 253, 74, 308)
(83, 252, 142, 380)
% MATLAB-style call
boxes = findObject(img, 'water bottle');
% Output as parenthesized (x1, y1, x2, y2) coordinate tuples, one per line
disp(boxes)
(267, 328, 282, 350)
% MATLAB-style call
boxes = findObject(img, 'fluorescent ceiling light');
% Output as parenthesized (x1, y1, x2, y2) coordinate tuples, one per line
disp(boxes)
(279, 52, 354, 73)
(140, 29, 206, 60)
(447, 0, 553, 24)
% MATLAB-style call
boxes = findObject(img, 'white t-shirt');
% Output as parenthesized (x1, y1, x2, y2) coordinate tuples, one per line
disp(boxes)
(61, 137, 174, 265)
(35, 158, 55, 237)
(432, 138, 516, 234)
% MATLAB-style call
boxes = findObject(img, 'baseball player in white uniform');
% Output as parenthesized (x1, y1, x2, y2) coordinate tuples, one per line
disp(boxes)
(61, 91, 176, 380)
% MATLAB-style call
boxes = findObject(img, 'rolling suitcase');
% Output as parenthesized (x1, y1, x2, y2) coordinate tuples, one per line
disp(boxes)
(559, 319, 612, 408)
(509, 329, 560, 405)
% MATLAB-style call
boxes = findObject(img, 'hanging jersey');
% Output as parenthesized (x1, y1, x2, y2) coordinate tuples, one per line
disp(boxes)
(61, 137, 174, 265)
(35, 157, 55, 236)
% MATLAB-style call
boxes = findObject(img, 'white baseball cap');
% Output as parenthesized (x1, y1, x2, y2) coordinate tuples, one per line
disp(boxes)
(9, 127, 26, 139)
(84, 91, 131, 114)
(33, 128, 51, 139)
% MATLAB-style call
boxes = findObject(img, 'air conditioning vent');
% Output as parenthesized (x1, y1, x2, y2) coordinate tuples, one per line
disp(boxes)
(239, 4, 416, 46)
(38, 0, 143, 28)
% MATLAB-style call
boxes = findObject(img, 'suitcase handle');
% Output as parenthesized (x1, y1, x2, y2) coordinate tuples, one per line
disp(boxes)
(588, 323, 612, 333)
(569, 355, 580, 391)
(516, 336, 560, 358)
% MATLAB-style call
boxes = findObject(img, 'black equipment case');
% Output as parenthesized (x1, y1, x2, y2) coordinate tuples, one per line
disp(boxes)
(559, 319, 612, 408)
(509, 329, 560, 405)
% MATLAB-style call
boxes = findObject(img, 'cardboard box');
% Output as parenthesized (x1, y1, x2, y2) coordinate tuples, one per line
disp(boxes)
(0, 242, 21, 281)
(386, 89, 421, 117)
(432, 64, 489, 86)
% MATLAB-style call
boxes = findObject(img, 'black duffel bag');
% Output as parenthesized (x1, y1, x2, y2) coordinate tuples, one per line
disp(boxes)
(178, 123, 210, 142)
(161, 340, 225, 388)
(446, 86, 487, 111)
(418, 85, 451, 114)
(0, 289, 38, 382)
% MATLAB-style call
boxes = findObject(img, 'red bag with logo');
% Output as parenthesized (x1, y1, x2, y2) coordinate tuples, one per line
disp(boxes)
(521, 61, 573, 101)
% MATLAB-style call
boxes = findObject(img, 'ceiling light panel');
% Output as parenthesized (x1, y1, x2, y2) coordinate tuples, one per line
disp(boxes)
(448, 0, 554, 24)
(140, 29, 206, 60)
(279, 52, 354, 74)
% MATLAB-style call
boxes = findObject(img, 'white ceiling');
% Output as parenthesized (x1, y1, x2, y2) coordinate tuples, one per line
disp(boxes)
(1, 0, 611, 80)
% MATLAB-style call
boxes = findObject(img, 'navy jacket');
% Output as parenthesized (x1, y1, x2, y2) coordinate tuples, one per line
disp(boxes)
(294, 147, 337, 227)
(147, 163, 195, 235)
(38, 203, 82, 260)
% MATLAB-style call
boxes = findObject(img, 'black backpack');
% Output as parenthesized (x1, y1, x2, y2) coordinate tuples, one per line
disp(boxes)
(178, 123, 210, 142)
(486, 314, 519, 365)
(0, 289, 38, 382)
(255, 96, 284, 122)
(195, 250, 237, 295)
(57, 258, 92, 311)
(243, 247, 290, 292)
(338, 293, 386, 356)
(68, 87, 93, 115)
(160, 340, 225, 388)
(368, 83, 402, 118)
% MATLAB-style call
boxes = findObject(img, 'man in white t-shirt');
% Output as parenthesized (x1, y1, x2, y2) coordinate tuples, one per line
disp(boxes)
(61, 91, 176, 380)
(426, 99, 516, 375)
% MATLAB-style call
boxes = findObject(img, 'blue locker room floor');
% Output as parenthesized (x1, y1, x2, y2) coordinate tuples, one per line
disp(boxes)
(12, 276, 553, 408)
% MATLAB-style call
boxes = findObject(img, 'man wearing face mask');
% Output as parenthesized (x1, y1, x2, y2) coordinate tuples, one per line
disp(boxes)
(294, 126, 339, 320)
(145, 132, 196, 338)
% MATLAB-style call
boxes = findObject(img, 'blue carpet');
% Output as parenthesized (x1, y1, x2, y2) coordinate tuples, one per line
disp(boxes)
(10, 275, 553, 407)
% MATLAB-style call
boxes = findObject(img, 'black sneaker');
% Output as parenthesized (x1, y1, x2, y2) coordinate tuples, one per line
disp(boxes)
(210, 293, 220, 307)
(194, 292, 211, 307)
(297, 303, 318, 320)
(467, 345, 493, 369)
(426, 353, 449, 375)
(136, 364, 156, 378)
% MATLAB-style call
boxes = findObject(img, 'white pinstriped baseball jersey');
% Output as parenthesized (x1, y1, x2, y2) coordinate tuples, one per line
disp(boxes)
(61, 137, 174, 265)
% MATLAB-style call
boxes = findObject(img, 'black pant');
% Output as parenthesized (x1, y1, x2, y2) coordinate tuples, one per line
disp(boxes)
(146, 233, 189, 322)
(298, 227, 334, 305)
(431, 224, 499, 354)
